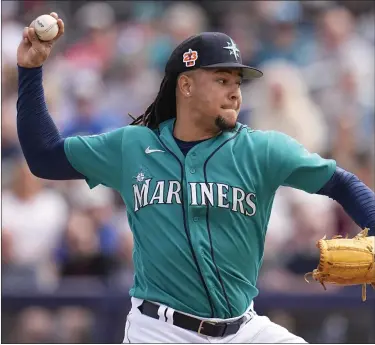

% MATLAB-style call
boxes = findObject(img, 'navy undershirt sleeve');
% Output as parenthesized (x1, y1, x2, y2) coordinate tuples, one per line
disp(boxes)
(317, 166, 375, 236)
(17, 65, 84, 180)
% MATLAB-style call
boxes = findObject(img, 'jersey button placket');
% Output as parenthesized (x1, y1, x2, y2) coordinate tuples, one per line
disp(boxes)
(188, 150, 198, 174)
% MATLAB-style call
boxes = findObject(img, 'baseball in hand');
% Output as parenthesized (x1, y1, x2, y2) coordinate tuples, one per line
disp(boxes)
(32, 14, 59, 41)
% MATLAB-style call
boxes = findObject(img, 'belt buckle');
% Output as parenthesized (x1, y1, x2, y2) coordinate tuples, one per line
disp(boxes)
(197, 320, 216, 335)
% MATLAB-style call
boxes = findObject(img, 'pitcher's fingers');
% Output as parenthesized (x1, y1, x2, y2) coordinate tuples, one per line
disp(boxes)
(54, 19, 65, 40)
(27, 27, 39, 43)
(22, 27, 30, 44)
(23, 27, 29, 39)
(50, 12, 58, 19)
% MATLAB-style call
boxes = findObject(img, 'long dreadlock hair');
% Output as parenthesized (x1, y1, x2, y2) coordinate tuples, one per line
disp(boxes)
(129, 74, 178, 129)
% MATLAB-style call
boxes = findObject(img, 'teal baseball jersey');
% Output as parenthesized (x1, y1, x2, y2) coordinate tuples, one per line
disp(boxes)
(64, 119, 336, 318)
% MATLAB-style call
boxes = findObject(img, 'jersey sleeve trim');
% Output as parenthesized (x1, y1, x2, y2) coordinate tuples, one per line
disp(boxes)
(310, 158, 337, 194)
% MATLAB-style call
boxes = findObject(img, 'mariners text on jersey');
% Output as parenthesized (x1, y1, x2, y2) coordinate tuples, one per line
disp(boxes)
(133, 179, 257, 216)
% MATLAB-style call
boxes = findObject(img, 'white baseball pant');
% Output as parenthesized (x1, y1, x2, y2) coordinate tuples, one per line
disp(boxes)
(122, 297, 307, 343)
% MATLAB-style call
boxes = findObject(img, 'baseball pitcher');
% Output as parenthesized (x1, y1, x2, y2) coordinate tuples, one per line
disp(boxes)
(16, 12, 375, 343)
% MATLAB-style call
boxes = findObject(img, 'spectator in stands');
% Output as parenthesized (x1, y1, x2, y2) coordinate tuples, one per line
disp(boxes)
(61, 69, 124, 137)
(55, 210, 120, 279)
(2, 158, 69, 289)
(252, 1, 310, 66)
(302, 5, 374, 111)
(259, 188, 339, 294)
(54, 307, 94, 343)
(64, 2, 118, 73)
(2, 228, 14, 265)
(1, 98, 20, 160)
(318, 66, 374, 158)
(247, 60, 329, 155)
(69, 182, 120, 256)
(12, 307, 55, 343)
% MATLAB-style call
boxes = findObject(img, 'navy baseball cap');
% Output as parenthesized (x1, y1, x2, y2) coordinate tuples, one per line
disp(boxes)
(165, 32, 263, 79)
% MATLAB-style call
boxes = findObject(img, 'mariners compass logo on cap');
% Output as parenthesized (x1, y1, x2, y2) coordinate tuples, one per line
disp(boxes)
(223, 38, 240, 61)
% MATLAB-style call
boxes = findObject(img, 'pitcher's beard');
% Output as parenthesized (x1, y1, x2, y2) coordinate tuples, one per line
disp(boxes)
(215, 115, 236, 131)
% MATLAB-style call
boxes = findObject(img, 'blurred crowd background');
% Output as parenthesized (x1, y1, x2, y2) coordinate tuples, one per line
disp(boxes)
(2, 0, 374, 343)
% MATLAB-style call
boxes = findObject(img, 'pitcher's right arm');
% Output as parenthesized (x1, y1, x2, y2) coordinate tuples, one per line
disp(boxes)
(17, 13, 125, 192)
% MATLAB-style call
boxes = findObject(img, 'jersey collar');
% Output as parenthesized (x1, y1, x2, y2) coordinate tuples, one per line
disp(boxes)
(158, 119, 244, 162)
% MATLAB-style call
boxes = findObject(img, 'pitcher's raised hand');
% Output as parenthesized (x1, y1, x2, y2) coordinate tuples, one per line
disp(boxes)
(17, 12, 64, 68)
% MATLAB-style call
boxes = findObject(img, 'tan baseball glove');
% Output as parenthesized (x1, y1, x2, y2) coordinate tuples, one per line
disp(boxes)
(305, 228, 375, 301)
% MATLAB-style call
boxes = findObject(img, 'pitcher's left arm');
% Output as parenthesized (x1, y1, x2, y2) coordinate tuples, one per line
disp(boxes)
(317, 167, 375, 236)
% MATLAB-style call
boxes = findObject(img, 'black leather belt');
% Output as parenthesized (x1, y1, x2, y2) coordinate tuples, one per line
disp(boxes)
(137, 300, 247, 337)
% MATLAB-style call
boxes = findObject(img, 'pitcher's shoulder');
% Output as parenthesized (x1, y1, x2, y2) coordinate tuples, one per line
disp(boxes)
(122, 125, 159, 140)
(236, 127, 297, 155)
(237, 125, 281, 142)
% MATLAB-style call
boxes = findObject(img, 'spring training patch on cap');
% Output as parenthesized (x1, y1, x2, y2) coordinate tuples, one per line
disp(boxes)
(183, 49, 198, 67)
